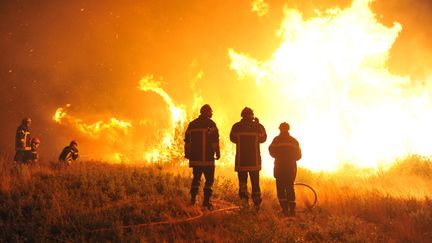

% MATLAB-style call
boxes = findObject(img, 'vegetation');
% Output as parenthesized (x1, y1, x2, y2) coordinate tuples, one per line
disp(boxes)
(1, 156, 432, 242)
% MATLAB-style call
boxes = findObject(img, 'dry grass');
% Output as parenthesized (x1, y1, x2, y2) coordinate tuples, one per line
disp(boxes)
(0, 155, 432, 242)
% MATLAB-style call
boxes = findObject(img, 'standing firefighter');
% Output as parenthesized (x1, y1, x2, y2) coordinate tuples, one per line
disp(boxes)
(269, 122, 302, 216)
(184, 104, 220, 209)
(230, 107, 267, 209)
(58, 140, 79, 167)
(14, 118, 32, 164)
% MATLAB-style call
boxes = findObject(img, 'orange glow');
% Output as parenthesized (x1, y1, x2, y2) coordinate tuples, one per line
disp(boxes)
(53, 104, 70, 124)
(53, 104, 131, 140)
(138, 75, 186, 136)
(252, 0, 269, 17)
(229, 0, 432, 172)
(49, 0, 432, 175)
(53, 76, 188, 164)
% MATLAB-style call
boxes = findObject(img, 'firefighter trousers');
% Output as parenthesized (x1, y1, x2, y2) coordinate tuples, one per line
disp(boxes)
(14, 150, 28, 163)
(237, 171, 261, 205)
(275, 166, 297, 209)
(190, 166, 215, 200)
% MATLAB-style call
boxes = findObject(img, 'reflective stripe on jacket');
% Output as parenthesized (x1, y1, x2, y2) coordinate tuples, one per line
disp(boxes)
(185, 115, 219, 167)
(59, 146, 79, 163)
(230, 119, 266, 171)
(15, 125, 31, 151)
(269, 133, 301, 178)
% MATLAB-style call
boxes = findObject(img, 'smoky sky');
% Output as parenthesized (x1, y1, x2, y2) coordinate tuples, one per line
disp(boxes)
(1, 0, 431, 159)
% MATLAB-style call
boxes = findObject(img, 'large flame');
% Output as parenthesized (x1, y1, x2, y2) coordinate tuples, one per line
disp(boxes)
(230, 0, 432, 172)
(53, 76, 188, 163)
(138, 75, 186, 136)
(137, 75, 187, 161)
(53, 104, 132, 140)
(51, 0, 432, 174)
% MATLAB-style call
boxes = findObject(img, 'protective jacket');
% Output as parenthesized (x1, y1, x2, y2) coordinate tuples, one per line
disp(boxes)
(269, 132, 301, 178)
(184, 115, 219, 167)
(59, 146, 79, 164)
(15, 124, 31, 151)
(230, 118, 267, 171)
(24, 150, 39, 163)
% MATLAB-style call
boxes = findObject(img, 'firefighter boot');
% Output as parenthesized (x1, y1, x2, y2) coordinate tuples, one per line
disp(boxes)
(239, 182, 249, 207)
(190, 190, 197, 206)
(190, 194, 197, 206)
(202, 188, 213, 210)
(252, 193, 262, 211)
(190, 185, 199, 206)
(240, 197, 249, 208)
(288, 201, 296, 217)
(280, 200, 289, 216)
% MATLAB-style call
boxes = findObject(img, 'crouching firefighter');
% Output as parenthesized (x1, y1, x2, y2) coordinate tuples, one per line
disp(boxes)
(269, 122, 302, 216)
(24, 137, 41, 165)
(184, 104, 220, 210)
(58, 140, 79, 167)
(230, 107, 267, 210)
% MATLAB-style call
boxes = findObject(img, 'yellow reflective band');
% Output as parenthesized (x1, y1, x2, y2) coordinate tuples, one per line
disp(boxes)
(236, 132, 260, 170)
(187, 128, 207, 133)
(23, 132, 31, 150)
(270, 143, 298, 148)
(236, 132, 260, 137)
(65, 153, 73, 162)
(189, 161, 215, 167)
(187, 128, 207, 161)
(235, 164, 261, 171)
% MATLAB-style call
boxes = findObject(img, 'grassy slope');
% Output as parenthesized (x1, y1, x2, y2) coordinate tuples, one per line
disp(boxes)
(1, 157, 432, 242)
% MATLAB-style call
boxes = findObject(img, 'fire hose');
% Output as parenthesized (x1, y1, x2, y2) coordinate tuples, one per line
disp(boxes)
(294, 182, 318, 212)
(90, 206, 240, 233)
(89, 183, 317, 233)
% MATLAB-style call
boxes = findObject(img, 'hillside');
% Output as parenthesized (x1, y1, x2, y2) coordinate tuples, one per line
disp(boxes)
(1, 156, 432, 242)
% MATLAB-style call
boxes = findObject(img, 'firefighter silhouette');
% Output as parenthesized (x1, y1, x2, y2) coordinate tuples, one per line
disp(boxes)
(58, 140, 79, 167)
(230, 107, 267, 209)
(184, 104, 220, 209)
(14, 118, 32, 164)
(24, 137, 41, 165)
(269, 122, 302, 216)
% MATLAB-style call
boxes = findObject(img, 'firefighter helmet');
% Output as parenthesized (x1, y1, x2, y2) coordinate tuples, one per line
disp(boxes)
(22, 117, 32, 125)
(241, 107, 254, 118)
(200, 104, 212, 114)
(31, 137, 41, 144)
(279, 122, 290, 131)
(70, 140, 78, 146)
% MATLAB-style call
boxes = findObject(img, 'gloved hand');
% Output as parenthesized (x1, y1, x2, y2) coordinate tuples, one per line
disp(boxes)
(215, 150, 220, 160)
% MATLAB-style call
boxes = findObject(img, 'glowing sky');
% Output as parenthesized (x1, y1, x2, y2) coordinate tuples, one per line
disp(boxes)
(1, 0, 432, 172)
